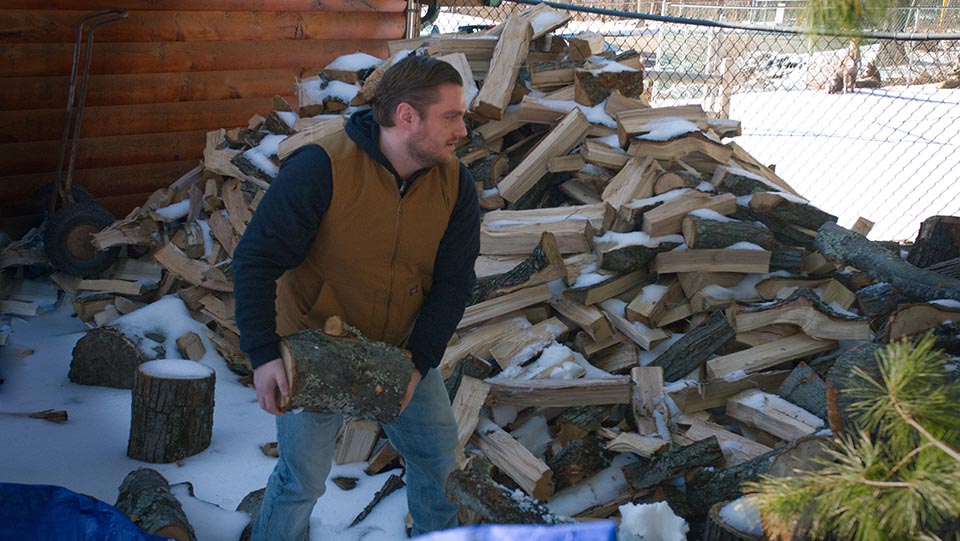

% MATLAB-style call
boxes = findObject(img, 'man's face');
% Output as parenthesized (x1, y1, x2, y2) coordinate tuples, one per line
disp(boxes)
(405, 83, 468, 170)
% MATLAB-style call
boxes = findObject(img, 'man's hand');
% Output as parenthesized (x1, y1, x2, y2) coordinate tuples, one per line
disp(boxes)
(253, 358, 289, 416)
(399, 370, 422, 414)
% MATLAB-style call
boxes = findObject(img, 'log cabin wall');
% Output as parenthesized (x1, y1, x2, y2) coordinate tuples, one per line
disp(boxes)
(0, 1, 406, 237)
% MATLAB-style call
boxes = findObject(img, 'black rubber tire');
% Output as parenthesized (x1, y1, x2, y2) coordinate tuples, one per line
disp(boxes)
(43, 202, 120, 278)
(31, 182, 96, 214)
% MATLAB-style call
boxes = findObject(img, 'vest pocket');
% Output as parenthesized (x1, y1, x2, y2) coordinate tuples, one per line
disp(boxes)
(307, 276, 388, 341)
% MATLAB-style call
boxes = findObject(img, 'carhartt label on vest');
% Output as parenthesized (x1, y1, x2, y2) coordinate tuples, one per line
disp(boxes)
(409, 286, 419, 296)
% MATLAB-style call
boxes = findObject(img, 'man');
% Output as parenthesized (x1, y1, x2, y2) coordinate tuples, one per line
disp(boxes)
(233, 55, 480, 540)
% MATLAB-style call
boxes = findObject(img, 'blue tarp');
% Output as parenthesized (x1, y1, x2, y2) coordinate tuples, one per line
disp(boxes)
(415, 521, 619, 541)
(0, 483, 172, 541)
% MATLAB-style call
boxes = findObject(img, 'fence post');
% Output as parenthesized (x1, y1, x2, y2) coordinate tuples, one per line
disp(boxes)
(718, 57, 734, 119)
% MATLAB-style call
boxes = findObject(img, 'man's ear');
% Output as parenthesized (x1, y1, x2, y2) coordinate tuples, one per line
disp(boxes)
(395, 102, 417, 130)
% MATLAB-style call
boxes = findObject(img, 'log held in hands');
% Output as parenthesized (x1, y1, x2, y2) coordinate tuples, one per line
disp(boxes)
(277, 318, 415, 424)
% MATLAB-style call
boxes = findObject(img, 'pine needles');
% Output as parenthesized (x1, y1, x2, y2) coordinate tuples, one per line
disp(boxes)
(747, 334, 960, 541)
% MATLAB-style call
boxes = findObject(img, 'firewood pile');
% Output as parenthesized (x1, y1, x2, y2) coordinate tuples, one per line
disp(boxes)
(3, 3, 960, 536)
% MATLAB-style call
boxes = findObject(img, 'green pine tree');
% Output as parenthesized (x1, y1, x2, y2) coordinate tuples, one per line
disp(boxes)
(746, 334, 960, 541)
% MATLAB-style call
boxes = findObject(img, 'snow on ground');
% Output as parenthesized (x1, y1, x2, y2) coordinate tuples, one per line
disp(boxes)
(730, 85, 960, 242)
(0, 299, 410, 540)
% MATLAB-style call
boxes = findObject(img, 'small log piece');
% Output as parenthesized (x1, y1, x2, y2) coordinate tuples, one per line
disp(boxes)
(651, 310, 734, 382)
(115, 468, 197, 541)
(70, 326, 154, 389)
(446, 458, 572, 525)
(278, 327, 414, 423)
(128, 360, 215, 463)
(825, 342, 883, 434)
(574, 68, 644, 106)
(236, 488, 265, 541)
(907, 215, 960, 268)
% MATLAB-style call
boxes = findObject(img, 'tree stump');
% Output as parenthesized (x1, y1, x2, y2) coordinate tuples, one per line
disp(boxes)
(115, 468, 196, 541)
(907, 215, 960, 268)
(128, 360, 215, 463)
(278, 326, 414, 423)
(69, 326, 153, 389)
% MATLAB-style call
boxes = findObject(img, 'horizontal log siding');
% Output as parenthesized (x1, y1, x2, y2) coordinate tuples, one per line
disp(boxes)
(0, 0, 403, 236)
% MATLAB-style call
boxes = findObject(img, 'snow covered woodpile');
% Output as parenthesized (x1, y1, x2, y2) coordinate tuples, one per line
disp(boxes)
(3, 3, 960, 538)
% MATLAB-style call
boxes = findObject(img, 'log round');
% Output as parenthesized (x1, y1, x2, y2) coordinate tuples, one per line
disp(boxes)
(69, 326, 153, 389)
(128, 359, 215, 463)
(279, 328, 414, 423)
(907, 215, 960, 268)
(703, 500, 763, 541)
(115, 468, 196, 541)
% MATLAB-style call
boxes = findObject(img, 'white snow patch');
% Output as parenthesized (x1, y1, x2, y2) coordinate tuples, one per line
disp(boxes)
(635, 118, 701, 141)
(931, 299, 960, 309)
(324, 52, 383, 73)
(594, 230, 684, 249)
(689, 208, 736, 222)
(725, 241, 766, 251)
(154, 200, 190, 220)
(618, 501, 689, 541)
(139, 359, 213, 380)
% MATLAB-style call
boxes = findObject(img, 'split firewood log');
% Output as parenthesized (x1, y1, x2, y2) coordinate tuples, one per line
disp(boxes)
(277, 317, 414, 423)
(115, 468, 196, 541)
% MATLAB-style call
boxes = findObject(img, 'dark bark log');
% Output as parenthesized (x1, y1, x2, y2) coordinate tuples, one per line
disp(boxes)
(769, 246, 805, 273)
(236, 488, 265, 541)
(445, 355, 494, 402)
(651, 310, 734, 382)
(574, 69, 644, 106)
(230, 152, 275, 183)
(128, 360, 215, 463)
(826, 343, 883, 435)
(598, 242, 678, 274)
(350, 473, 405, 527)
(715, 170, 775, 196)
(680, 450, 780, 516)
(932, 321, 960, 356)
(469, 153, 510, 190)
(703, 501, 763, 541)
(263, 111, 296, 136)
(279, 328, 414, 423)
(815, 222, 960, 302)
(682, 215, 776, 250)
(545, 434, 611, 491)
(855, 282, 908, 318)
(776, 362, 827, 421)
(470, 232, 565, 305)
(731, 207, 815, 249)
(69, 326, 154, 389)
(907, 215, 960, 268)
(927, 256, 960, 279)
(446, 458, 572, 525)
(622, 436, 723, 491)
(115, 468, 196, 541)
(766, 203, 837, 232)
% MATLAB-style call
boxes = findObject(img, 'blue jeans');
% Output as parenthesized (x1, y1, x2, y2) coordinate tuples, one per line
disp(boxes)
(251, 369, 459, 540)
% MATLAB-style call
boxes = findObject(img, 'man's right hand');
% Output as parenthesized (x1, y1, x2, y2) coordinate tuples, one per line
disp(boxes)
(253, 358, 290, 416)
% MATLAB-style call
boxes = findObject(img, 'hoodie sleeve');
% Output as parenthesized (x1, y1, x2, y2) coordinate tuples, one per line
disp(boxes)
(405, 163, 481, 377)
(232, 145, 332, 368)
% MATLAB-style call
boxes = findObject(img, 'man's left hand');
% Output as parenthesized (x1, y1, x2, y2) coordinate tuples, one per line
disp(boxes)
(399, 370, 422, 414)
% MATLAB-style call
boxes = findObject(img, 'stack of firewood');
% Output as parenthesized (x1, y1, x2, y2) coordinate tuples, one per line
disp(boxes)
(3, 3, 960, 536)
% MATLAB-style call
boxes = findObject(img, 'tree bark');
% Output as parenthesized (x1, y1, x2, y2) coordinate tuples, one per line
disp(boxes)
(907, 215, 960, 268)
(279, 328, 414, 423)
(622, 436, 723, 491)
(69, 326, 155, 389)
(927, 256, 960, 279)
(546, 434, 611, 491)
(825, 342, 883, 435)
(445, 458, 572, 525)
(855, 282, 907, 318)
(128, 360, 215, 463)
(815, 222, 960, 302)
(236, 488, 265, 541)
(776, 362, 827, 421)
(769, 246, 804, 273)
(765, 202, 837, 232)
(682, 215, 776, 250)
(731, 207, 815, 249)
(115, 468, 196, 541)
(651, 310, 734, 382)
(598, 243, 677, 274)
(470, 232, 565, 305)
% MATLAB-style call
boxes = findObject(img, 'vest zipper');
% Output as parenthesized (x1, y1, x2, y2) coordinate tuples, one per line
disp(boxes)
(381, 197, 404, 340)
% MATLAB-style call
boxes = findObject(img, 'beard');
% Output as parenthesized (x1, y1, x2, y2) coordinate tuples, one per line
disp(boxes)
(406, 132, 456, 170)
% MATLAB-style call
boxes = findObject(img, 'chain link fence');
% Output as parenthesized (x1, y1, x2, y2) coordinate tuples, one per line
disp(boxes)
(424, 0, 960, 242)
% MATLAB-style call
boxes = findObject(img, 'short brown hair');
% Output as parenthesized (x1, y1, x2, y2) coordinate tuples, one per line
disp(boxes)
(372, 55, 463, 127)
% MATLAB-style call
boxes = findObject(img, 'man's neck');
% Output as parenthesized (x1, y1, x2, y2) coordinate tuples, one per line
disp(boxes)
(378, 127, 419, 180)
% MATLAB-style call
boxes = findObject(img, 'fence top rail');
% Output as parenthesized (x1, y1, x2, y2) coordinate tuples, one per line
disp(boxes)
(505, 0, 960, 40)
